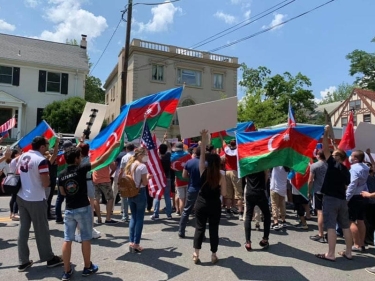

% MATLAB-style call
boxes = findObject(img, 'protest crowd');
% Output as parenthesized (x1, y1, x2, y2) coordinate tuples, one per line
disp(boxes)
(1, 87, 375, 281)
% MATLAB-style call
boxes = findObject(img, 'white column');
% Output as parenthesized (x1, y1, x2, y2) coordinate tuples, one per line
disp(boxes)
(17, 104, 22, 140)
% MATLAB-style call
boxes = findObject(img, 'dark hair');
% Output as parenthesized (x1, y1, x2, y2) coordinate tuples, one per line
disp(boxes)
(205, 153, 221, 188)
(206, 145, 215, 153)
(317, 150, 325, 160)
(11, 149, 19, 159)
(334, 149, 347, 161)
(31, 136, 48, 150)
(126, 143, 135, 152)
(78, 143, 90, 157)
(159, 143, 168, 155)
(64, 147, 81, 165)
(195, 147, 201, 157)
(283, 166, 290, 173)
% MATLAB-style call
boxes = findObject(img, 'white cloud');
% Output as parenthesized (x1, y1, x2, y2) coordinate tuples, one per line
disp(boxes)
(231, 0, 251, 9)
(134, 1, 182, 33)
(0, 19, 16, 31)
(262, 13, 287, 30)
(244, 10, 251, 20)
(214, 11, 237, 24)
(315, 86, 337, 103)
(37, 0, 108, 43)
(24, 0, 40, 8)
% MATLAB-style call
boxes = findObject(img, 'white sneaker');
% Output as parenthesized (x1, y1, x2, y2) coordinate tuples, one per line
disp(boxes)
(92, 228, 101, 239)
(75, 234, 82, 243)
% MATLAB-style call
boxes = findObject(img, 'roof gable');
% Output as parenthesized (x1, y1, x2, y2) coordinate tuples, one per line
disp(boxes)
(0, 33, 89, 72)
(0, 90, 26, 104)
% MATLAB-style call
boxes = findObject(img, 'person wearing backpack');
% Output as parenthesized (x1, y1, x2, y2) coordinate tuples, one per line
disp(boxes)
(124, 147, 150, 253)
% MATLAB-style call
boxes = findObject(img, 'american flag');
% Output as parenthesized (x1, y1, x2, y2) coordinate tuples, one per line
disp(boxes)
(0, 131, 9, 138)
(141, 122, 166, 200)
(0, 118, 16, 133)
(288, 100, 296, 127)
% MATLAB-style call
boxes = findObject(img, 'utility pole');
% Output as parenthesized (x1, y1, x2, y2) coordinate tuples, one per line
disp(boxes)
(121, 0, 133, 107)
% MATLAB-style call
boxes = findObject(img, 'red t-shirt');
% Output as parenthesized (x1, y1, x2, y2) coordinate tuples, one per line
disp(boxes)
(224, 145, 238, 171)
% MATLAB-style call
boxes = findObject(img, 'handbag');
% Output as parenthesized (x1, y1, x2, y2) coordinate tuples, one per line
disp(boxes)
(2, 173, 21, 195)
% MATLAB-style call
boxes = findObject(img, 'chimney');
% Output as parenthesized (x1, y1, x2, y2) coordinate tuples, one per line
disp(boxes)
(80, 34, 87, 49)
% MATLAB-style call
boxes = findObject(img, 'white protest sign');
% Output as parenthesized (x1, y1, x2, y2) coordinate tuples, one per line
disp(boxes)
(74, 102, 108, 140)
(354, 122, 375, 152)
(177, 97, 237, 139)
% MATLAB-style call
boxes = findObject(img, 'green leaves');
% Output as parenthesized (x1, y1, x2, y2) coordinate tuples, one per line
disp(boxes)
(238, 64, 315, 128)
(85, 76, 105, 103)
(346, 49, 375, 91)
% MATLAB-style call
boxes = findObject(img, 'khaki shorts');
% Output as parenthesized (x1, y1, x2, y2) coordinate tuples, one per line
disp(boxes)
(224, 170, 243, 200)
(94, 182, 114, 201)
(176, 186, 187, 199)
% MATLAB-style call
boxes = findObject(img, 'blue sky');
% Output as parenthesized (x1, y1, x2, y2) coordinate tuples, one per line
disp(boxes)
(0, 0, 374, 102)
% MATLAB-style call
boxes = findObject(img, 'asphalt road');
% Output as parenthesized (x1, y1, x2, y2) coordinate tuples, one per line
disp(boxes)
(0, 196, 374, 281)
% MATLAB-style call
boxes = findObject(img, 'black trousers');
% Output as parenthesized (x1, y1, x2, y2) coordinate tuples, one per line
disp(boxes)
(244, 193, 271, 242)
(193, 197, 221, 253)
(365, 204, 375, 245)
(46, 184, 55, 217)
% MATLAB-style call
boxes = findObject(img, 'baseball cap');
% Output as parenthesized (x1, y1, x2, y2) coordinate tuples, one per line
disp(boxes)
(62, 140, 73, 150)
(173, 142, 184, 151)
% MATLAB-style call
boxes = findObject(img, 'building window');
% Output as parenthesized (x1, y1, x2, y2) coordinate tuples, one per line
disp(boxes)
(0, 65, 12, 84)
(177, 68, 202, 87)
(349, 100, 361, 110)
(47, 72, 61, 93)
(152, 64, 164, 81)
(105, 93, 108, 104)
(38, 70, 68, 94)
(353, 115, 357, 126)
(341, 117, 347, 126)
(213, 73, 224, 89)
(36, 108, 44, 125)
(364, 114, 371, 123)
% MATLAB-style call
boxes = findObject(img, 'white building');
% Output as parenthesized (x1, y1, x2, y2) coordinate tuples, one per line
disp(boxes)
(0, 33, 89, 140)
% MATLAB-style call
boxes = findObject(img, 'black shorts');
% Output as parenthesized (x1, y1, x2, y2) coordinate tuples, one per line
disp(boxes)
(348, 195, 367, 222)
(314, 193, 323, 211)
(293, 194, 309, 217)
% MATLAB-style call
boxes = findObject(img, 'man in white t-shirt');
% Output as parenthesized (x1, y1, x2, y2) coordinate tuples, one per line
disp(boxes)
(17, 136, 63, 272)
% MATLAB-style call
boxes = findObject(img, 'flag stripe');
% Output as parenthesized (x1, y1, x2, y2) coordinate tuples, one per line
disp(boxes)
(238, 147, 312, 177)
(18, 120, 57, 152)
(0, 118, 16, 133)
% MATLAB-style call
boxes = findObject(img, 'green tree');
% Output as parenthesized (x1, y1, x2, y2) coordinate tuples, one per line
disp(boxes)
(66, 38, 105, 104)
(43, 97, 86, 133)
(346, 47, 375, 91)
(319, 82, 355, 104)
(238, 64, 315, 128)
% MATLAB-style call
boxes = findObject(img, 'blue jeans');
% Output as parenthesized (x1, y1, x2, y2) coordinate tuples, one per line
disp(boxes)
(153, 178, 172, 217)
(64, 205, 93, 241)
(121, 197, 129, 220)
(128, 188, 147, 244)
(178, 191, 199, 235)
(55, 188, 65, 222)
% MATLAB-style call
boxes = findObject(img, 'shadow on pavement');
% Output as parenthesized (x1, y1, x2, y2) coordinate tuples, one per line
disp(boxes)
(269, 242, 374, 270)
(0, 238, 17, 250)
(216, 256, 309, 281)
(116, 247, 187, 280)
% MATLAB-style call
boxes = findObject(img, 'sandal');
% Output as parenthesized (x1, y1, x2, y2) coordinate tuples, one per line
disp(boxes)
(338, 251, 353, 260)
(133, 245, 144, 253)
(315, 253, 335, 262)
(259, 239, 269, 249)
(211, 254, 218, 264)
(193, 253, 200, 264)
(245, 241, 252, 251)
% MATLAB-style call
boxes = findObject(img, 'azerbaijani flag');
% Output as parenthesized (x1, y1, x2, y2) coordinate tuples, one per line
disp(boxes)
(339, 110, 355, 151)
(18, 120, 57, 152)
(56, 150, 67, 175)
(171, 151, 191, 187)
(89, 106, 128, 171)
(236, 125, 324, 177)
(211, 121, 255, 149)
(288, 164, 311, 199)
(122, 87, 183, 141)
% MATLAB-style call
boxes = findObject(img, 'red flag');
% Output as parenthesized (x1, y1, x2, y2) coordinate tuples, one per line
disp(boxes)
(141, 123, 166, 200)
(0, 118, 16, 133)
(338, 111, 355, 151)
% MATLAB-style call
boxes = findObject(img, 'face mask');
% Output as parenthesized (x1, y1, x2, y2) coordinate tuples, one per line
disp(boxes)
(142, 156, 149, 163)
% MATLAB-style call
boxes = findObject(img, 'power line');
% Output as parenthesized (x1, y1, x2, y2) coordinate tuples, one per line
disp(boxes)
(90, 18, 123, 75)
(130, 0, 334, 75)
(134, 0, 180, 6)
(130, 0, 296, 73)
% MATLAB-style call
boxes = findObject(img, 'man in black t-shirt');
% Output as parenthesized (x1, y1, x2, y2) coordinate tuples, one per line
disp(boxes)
(315, 125, 352, 262)
(58, 142, 120, 280)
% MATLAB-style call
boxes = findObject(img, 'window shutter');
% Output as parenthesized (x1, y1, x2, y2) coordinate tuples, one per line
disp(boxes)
(61, 73, 69, 95)
(38, 70, 46, 92)
(12, 67, 20, 86)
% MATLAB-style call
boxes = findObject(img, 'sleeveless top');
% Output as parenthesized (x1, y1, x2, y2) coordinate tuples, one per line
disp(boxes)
(198, 169, 221, 203)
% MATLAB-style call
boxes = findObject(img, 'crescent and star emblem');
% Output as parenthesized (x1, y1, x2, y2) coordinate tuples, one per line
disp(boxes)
(267, 134, 280, 152)
(171, 160, 186, 171)
(106, 132, 118, 147)
(146, 102, 161, 118)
